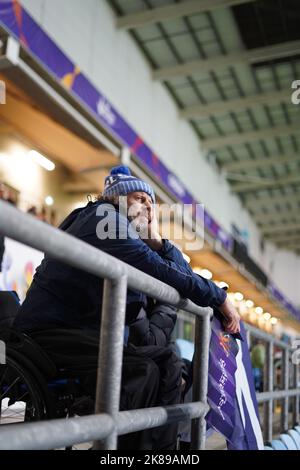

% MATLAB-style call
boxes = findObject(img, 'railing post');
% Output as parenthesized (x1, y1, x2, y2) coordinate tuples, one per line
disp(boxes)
(263, 341, 274, 442)
(93, 275, 127, 450)
(293, 362, 300, 425)
(281, 348, 289, 431)
(191, 309, 211, 450)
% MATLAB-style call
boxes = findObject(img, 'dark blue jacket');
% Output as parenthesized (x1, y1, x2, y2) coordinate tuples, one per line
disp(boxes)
(14, 201, 226, 332)
(127, 300, 177, 347)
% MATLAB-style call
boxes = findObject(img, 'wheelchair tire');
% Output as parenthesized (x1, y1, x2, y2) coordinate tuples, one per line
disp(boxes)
(0, 355, 48, 426)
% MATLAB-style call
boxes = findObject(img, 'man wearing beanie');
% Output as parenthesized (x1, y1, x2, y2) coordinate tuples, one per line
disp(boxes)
(14, 165, 240, 449)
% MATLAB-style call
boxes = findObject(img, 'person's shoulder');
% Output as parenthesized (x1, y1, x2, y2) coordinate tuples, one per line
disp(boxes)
(94, 201, 137, 241)
(95, 201, 128, 223)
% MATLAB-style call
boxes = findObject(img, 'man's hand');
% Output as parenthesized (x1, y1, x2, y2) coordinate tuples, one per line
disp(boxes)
(143, 208, 163, 251)
(218, 297, 240, 334)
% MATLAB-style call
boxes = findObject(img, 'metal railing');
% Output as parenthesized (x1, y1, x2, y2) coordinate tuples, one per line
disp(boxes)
(1, 200, 299, 450)
(0, 200, 211, 450)
(175, 311, 300, 444)
(245, 323, 300, 442)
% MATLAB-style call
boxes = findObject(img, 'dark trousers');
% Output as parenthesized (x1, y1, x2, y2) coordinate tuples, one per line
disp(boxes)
(31, 329, 182, 450)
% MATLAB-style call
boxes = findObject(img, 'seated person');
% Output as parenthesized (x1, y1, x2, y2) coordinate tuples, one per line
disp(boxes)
(13, 166, 240, 449)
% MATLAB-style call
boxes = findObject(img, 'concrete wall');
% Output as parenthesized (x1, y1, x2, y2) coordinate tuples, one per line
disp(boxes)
(263, 242, 300, 306)
(19, 0, 300, 306)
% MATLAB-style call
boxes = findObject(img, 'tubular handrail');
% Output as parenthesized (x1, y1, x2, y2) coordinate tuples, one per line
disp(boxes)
(245, 322, 290, 349)
(0, 402, 209, 451)
(244, 321, 300, 442)
(0, 200, 299, 450)
(0, 201, 206, 317)
(0, 200, 211, 450)
(257, 389, 300, 403)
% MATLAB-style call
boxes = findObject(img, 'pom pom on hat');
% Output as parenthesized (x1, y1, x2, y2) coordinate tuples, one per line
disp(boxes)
(110, 165, 131, 176)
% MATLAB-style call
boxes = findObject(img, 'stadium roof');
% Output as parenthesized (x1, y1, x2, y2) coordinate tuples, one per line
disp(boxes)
(109, 0, 300, 254)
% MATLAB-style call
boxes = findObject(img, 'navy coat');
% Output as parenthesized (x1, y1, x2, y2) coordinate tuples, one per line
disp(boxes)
(14, 201, 226, 332)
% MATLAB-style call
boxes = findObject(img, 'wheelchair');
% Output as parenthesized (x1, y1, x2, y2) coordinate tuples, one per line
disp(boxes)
(0, 292, 95, 448)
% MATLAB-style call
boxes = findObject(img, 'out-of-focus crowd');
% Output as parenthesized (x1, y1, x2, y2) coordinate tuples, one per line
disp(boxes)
(0, 182, 57, 226)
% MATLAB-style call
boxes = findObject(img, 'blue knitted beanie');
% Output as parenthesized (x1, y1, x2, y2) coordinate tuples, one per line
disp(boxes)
(103, 166, 155, 203)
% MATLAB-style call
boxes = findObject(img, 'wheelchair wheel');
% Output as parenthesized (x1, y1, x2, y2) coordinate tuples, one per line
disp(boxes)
(0, 356, 92, 449)
(0, 355, 47, 425)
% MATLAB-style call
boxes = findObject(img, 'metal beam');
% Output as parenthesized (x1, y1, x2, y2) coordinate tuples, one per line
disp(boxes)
(245, 192, 300, 208)
(117, 0, 254, 30)
(259, 219, 300, 231)
(261, 222, 300, 235)
(265, 233, 300, 243)
(180, 89, 290, 120)
(231, 173, 300, 193)
(205, 122, 300, 151)
(221, 152, 300, 172)
(253, 207, 300, 221)
(153, 40, 300, 80)
(258, 216, 300, 229)
(254, 209, 300, 224)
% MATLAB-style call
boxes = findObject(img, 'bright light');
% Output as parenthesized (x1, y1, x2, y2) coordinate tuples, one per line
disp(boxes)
(45, 196, 54, 206)
(263, 312, 271, 321)
(234, 292, 244, 302)
(255, 307, 263, 315)
(193, 267, 213, 278)
(182, 252, 191, 263)
(199, 269, 213, 280)
(193, 267, 202, 275)
(218, 281, 229, 290)
(238, 300, 248, 315)
(245, 300, 254, 308)
(28, 150, 55, 171)
(270, 317, 278, 325)
(249, 311, 257, 323)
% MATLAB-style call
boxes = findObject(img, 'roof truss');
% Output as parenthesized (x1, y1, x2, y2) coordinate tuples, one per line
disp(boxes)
(116, 0, 254, 30)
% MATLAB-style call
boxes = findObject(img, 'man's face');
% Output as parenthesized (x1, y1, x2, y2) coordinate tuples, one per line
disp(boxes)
(126, 192, 153, 231)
